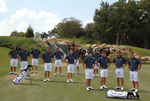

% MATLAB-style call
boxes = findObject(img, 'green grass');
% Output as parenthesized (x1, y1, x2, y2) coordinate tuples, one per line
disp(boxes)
(122, 45, 150, 56)
(0, 46, 150, 101)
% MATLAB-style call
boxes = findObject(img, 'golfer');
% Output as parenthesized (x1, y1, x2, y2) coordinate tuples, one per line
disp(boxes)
(96, 51, 111, 90)
(53, 47, 64, 76)
(82, 52, 95, 91)
(128, 52, 142, 92)
(112, 51, 128, 91)
(93, 49, 101, 77)
(17, 45, 30, 72)
(73, 47, 81, 75)
(8, 45, 19, 75)
(64, 49, 77, 83)
(30, 46, 41, 74)
(41, 47, 54, 82)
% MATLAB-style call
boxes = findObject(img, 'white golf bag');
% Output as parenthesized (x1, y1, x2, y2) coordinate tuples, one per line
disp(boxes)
(13, 65, 32, 84)
(106, 90, 139, 99)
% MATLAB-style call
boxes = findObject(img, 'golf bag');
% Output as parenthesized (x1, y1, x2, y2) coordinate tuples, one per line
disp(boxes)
(106, 90, 139, 99)
(13, 65, 32, 84)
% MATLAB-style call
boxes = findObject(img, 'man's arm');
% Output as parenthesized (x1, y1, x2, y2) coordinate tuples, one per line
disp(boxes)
(128, 65, 130, 71)
(8, 54, 12, 59)
(96, 62, 102, 69)
(17, 55, 22, 62)
(136, 63, 142, 71)
(82, 62, 87, 69)
(107, 62, 111, 69)
(61, 55, 64, 60)
(41, 58, 44, 64)
(122, 61, 129, 68)
(27, 56, 30, 62)
(74, 59, 77, 65)
(112, 63, 117, 69)
(64, 58, 69, 65)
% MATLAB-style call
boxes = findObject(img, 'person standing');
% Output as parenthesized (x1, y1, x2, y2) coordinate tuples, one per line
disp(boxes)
(93, 49, 101, 77)
(112, 51, 128, 91)
(17, 45, 30, 72)
(96, 51, 111, 90)
(41, 47, 54, 82)
(30, 46, 41, 74)
(64, 49, 77, 83)
(82, 52, 95, 91)
(73, 47, 81, 75)
(8, 45, 19, 75)
(53, 47, 64, 76)
(128, 52, 142, 92)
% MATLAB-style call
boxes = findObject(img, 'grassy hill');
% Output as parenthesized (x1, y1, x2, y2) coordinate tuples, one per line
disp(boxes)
(0, 46, 150, 101)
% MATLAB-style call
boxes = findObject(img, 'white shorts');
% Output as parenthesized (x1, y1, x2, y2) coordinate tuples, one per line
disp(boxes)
(10, 58, 18, 67)
(32, 58, 38, 66)
(100, 69, 108, 77)
(75, 59, 79, 66)
(55, 60, 62, 67)
(68, 64, 75, 73)
(85, 69, 93, 79)
(116, 68, 124, 78)
(130, 71, 138, 82)
(21, 61, 28, 70)
(44, 63, 52, 71)
(94, 63, 100, 69)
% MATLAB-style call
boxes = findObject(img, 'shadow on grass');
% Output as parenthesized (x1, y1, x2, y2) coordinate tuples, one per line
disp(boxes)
(30, 79, 43, 81)
(50, 81, 85, 84)
(18, 83, 42, 86)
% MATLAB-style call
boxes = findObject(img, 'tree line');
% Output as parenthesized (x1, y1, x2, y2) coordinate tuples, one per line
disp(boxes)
(10, 0, 150, 49)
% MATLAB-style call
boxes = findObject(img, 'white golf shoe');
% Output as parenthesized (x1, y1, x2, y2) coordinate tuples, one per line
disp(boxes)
(70, 79, 73, 83)
(93, 75, 95, 77)
(14, 72, 17, 75)
(129, 88, 135, 91)
(44, 79, 47, 82)
(60, 74, 62, 76)
(103, 85, 107, 89)
(54, 73, 57, 76)
(114, 86, 120, 89)
(9, 72, 13, 75)
(121, 87, 124, 91)
(47, 78, 50, 82)
(89, 86, 94, 90)
(135, 89, 139, 92)
(86, 87, 90, 91)
(100, 86, 103, 90)
(35, 71, 38, 74)
(67, 79, 69, 83)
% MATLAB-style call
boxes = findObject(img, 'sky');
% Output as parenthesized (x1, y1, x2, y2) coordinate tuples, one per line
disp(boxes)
(0, 0, 118, 36)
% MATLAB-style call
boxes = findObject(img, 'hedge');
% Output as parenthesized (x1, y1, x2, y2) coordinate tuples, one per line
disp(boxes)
(0, 36, 47, 54)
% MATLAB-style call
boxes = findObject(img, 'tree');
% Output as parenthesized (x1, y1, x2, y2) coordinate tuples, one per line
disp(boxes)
(51, 17, 85, 38)
(34, 32, 40, 39)
(10, 30, 25, 37)
(25, 25, 34, 38)
(84, 22, 94, 38)
(40, 32, 48, 39)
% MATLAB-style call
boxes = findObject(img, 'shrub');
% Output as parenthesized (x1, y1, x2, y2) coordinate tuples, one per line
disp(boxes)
(0, 36, 47, 54)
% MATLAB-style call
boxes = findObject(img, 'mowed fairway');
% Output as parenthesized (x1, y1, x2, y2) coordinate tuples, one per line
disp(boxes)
(0, 47, 150, 101)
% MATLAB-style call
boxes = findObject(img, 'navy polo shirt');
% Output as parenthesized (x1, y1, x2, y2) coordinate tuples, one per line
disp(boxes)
(73, 51, 81, 59)
(113, 56, 127, 68)
(41, 52, 53, 63)
(83, 57, 95, 69)
(128, 57, 141, 71)
(65, 54, 76, 64)
(54, 51, 64, 59)
(96, 57, 110, 69)
(9, 50, 19, 58)
(31, 49, 41, 58)
(18, 50, 30, 61)
(93, 53, 101, 61)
